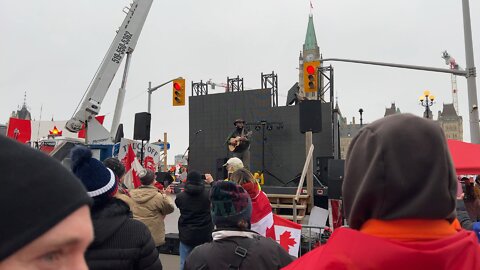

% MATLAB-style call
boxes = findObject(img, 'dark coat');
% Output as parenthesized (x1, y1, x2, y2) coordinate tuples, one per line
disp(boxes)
(175, 181, 213, 247)
(184, 230, 293, 270)
(86, 198, 162, 270)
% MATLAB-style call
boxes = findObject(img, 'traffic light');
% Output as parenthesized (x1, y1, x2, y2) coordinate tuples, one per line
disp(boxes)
(172, 78, 185, 106)
(303, 61, 320, 93)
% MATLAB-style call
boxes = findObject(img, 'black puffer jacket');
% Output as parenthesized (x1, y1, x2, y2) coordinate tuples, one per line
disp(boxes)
(184, 230, 293, 270)
(175, 181, 213, 246)
(86, 198, 162, 270)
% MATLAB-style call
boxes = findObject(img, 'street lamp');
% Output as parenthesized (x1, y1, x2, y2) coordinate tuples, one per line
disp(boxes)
(419, 90, 435, 119)
(359, 108, 364, 126)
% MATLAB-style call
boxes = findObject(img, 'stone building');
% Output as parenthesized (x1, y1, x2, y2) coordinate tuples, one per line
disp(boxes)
(437, 103, 463, 141)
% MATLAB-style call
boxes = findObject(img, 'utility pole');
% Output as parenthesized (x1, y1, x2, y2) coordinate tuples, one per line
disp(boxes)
(462, 0, 480, 143)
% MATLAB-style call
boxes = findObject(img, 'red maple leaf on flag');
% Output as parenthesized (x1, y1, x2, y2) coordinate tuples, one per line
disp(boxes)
(265, 224, 276, 240)
(279, 231, 296, 252)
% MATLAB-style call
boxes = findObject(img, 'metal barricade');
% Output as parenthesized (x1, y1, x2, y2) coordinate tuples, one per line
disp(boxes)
(298, 225, 331, 257)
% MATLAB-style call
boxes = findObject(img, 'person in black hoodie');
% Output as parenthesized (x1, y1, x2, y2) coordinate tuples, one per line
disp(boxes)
(71, 146, 162, 270)
(175, 171, 213, 270)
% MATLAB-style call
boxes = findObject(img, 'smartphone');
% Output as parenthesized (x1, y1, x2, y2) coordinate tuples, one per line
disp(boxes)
(201, 174, 206, 180)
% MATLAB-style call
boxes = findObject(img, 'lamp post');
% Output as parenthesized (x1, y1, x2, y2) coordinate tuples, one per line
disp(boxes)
(359, 108, 364, 126)
(419, 90, 435, 119)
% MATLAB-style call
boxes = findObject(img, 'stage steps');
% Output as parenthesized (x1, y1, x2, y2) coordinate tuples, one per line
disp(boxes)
(267, 193, 309, 223)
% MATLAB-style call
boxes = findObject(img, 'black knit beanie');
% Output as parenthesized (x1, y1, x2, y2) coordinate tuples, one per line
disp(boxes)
(71, 146, 118, 207)
(0, 136, 92, 261)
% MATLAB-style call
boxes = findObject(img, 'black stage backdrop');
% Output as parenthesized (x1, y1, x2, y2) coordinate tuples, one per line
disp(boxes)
(188, 89, 333, 186)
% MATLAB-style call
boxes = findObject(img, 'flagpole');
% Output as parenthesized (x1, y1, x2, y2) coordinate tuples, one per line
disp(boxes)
(36, 104, 42, 148)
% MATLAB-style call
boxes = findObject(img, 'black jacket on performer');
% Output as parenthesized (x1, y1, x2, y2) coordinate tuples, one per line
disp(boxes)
(175, 179, 213, 247)
(184, 229, 293, 270)
(86, 198, 163, 270)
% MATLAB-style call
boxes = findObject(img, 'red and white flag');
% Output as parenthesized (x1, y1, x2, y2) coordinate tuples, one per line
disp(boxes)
(121, 144, 142, 189)
(6, 117, 32, 143)
(6, 116, 106, 143)
(250, 191, 274, 236)
(266, 214, 302, 257)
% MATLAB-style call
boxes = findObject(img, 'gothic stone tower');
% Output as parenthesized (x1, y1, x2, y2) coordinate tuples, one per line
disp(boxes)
(299, 15, 321, 99)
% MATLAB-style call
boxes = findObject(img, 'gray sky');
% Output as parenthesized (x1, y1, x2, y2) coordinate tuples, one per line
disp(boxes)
(1, 0, 479, 162)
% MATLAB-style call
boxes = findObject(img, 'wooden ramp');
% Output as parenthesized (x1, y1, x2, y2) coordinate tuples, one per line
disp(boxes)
(267, 193, 309, 223)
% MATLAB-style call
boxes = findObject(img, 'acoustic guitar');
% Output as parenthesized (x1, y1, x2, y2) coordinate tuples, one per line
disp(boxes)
(228, 131, 252, 152)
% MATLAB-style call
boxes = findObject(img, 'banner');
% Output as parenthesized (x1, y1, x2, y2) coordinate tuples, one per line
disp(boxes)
(6, 118, 32, 143)
(6, 116, 106, 143)
(117, 138, 162, 172)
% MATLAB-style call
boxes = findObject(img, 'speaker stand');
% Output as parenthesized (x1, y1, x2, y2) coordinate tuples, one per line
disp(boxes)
(258, 120, 285, 185)
(140, 140, 145, 166)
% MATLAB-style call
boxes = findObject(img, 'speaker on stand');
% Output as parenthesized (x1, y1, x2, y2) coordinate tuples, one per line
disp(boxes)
(133, 112, 151, 163)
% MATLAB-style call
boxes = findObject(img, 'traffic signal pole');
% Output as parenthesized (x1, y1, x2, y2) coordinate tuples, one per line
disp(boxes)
(321, 57, 479, 143)
(147, 77, 182, 113)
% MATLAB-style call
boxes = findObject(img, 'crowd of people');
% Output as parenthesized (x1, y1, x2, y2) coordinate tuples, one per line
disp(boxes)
(2, 113, 480, 270)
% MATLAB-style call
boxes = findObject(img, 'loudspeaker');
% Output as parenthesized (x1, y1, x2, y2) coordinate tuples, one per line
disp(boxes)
(156, 172, 174, 187)
(134, 112, 151, 141)
(299, 100, 322, 133)
(327, 159, 345, 200)
(316, 156, 333, 186)
(216, 158, 228, 180)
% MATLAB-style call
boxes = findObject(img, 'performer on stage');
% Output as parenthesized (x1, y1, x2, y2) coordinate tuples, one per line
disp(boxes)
(226, 119, 251, 170)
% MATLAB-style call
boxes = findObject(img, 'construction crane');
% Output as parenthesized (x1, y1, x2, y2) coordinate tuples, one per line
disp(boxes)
(65, 0, 153, 144)
(206, 79, 229, 92)
(442, 51, 461, 114)
(205, 79, 256, 92)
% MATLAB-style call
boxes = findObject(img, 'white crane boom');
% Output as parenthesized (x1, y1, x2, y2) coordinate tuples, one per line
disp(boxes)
(442, 50, 461, 114)
(66, 0, 153, 136)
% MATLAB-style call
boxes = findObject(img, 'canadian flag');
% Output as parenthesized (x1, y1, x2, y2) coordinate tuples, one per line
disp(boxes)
(266, 214, 302, 257)
(121, 144, 142, 189)
(247, 190, 302, 257)
(250, 191, 274, 237)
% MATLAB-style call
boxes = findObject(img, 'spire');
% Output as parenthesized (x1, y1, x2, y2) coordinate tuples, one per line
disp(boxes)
(303, 15, 318, 51)
(299, 51, 303, 60)
(22, 91, 27, 108)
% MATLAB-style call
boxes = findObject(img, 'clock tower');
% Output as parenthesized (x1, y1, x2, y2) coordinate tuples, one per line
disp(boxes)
(299, 15, 321, 99)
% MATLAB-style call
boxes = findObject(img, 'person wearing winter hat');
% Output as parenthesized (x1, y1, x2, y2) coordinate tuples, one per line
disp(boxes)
(184, 181, 293, 270)
(175, 171, 214, 270)
(284, 114, 480, 270)
(103, 157, 135, 208)
(0, 136, 93, 270)
(130, 169, 175, 249)
(70, 146, 162, 270)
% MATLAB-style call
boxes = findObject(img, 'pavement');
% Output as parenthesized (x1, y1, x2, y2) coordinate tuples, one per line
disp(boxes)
(160, 254, 180, 270)
(162, 194, 181, 269)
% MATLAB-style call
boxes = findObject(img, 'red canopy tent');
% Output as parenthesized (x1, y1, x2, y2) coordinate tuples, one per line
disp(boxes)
(447, 139, 480, 175)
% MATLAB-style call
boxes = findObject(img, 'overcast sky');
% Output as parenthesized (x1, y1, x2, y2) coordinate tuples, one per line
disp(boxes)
(1, 0, 479, 161)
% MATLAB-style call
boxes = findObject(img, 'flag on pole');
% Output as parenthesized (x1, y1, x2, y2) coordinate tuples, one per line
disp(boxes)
(310, 1, 314, 9)
(121, 144, 142, 189)
(266, 214, 302, 257)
